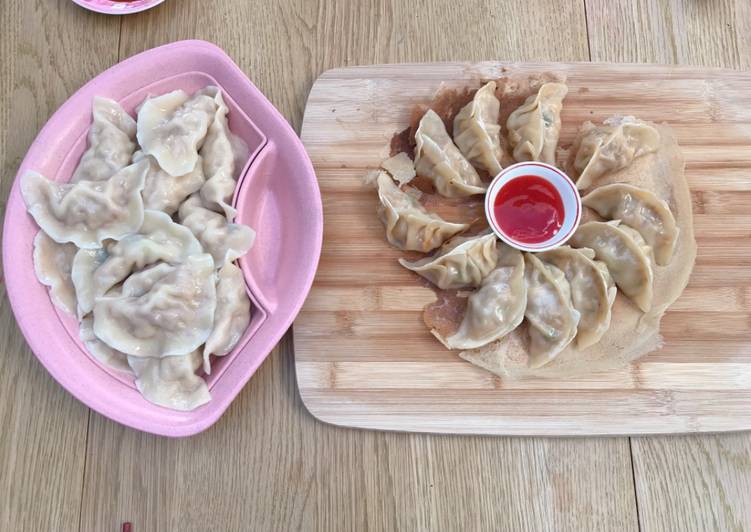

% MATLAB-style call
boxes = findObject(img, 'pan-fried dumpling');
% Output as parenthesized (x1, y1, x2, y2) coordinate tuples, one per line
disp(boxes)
(572, 117, 660, 190)
(127, 350, 210, 411)
(137, 89, 217, 176)
(197, 87, 249, 220)
(203, 263, 252, 373)
(453, 81, 503, 177)
(538, 246, 616, 349)
(380, 152, 416, 185)
(33, 231, 77, 315)
(78, 315, 131, 373)
(377, 171, 468, 252)
(20, 160, 148, 249)
(72, 97, 137, 183)
(133, 150, 205, 215)
(178, 195, 255, 268)
(568, 220, 654, 312)
(93, 254, 217, 358)
(72, 210, 203, 316)
(434, 244, 526, 350)
(506, 82, 568, 164)
(524, 253, 580, 368)
(582, 183, 678, 266)
(399, 232, 498, 290)
(414, 109, 486, 197)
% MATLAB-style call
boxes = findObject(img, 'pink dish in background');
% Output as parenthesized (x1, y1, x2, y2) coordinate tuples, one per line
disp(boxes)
(71, 0, 166, 15)
(2, 40, 323, 437)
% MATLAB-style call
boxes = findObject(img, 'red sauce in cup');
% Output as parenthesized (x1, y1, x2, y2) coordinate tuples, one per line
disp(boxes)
(493, 175, 564, 244)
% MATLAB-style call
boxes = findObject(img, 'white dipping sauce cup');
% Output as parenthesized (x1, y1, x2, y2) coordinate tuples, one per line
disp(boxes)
(485, 162, 582, 253)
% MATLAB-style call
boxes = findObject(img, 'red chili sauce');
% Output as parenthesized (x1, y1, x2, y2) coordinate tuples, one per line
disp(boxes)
(493, 175, 564, 244)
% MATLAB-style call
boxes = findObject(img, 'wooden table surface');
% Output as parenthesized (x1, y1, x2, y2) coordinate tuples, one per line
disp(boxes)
(1, 1, 750, 530)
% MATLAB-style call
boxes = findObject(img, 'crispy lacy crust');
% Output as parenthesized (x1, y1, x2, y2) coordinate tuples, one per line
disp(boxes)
(394, 72, 695, 379)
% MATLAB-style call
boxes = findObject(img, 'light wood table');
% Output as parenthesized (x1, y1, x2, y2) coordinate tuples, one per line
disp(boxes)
(1, 1, 750, 530)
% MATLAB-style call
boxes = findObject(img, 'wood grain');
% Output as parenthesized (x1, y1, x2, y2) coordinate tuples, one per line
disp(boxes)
(0, 1, 120, 530)
(1, 0, 749, 530)
(588, 1, 751, 530)
(632, 435, 751, 531)
(295, 61, 751, 435)
(77, 1, 633, 531)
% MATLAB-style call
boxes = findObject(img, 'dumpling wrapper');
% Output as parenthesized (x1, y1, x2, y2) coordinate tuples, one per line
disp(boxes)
(506, 82, 568, 164)
(460, 121, 695, 379)
(32, 231, 77, 315)
(134, 150, 205, 215)
(453, 81, 504, 177)
(127, 350, 211, 412)
(582, 183, 679, 266)
(72, 210, 203, 316)
(78, 315, 131, 373)
(539, 246, 616, 349)
(21, 160, 148, 249)
(523, 253, 580, 368)
(71, 246, 110, 318)
(71, 97, 137, 183)
(137, 89, 217, 177)
(380, 152, 416, 185)
(178, 194, 255, 268)
(570, 116, 660, 191)
(569, 220, 654, 313)
(93, 254, 217, 358)
(434, 244, 525, 350)
(78, 338, 213, 411)
(198, 87, 249, 220)
(414, 109, 486, 197)
(377, 171, 468, 253)
(203, 262, 252, 374)
(399, 232, 498, 290)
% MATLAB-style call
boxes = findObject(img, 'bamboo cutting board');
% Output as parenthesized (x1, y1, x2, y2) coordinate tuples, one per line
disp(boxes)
(294, 62, 751, 436)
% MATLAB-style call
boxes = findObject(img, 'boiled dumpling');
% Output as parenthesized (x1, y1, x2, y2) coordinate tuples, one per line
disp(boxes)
(433, 243, 526, 350)
(203, 263, 252, 373)
(506, 82, 568, 164)
(453, 81, 503, 177)
(71, 246, 110, 318)
(137, 89, 217, 176)
(538, 246, 616, 348)
(72, 97, 137, 183)
(582, 183, 678, 266)
(377, 171, 468, 252)
(399, 232, 498, 290)
(21, 160, 148, 249)
(414, 109, 486, 197)
(568, 220, 654, 312)
(572, 116, 660, 190)
(197, 87, 249, 220)
(93, 254, 217, 357)
(134, 150, 205, 215)
(524, 253, 580, 368)
(71, 210, 202, 316)
(178, 195, 255, 268)
(127, 350, 210, 411)
(78, 315, 131, 373)
(33, 231, 78, 315)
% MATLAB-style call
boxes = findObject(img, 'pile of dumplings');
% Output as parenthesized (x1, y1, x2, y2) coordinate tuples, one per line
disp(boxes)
(375, 79, 684, 371)
(22, 86, 256, 411)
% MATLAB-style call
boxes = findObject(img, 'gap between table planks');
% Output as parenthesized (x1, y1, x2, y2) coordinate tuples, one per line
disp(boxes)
(3, 0, 751, 530)
(294, 61, 751, 436)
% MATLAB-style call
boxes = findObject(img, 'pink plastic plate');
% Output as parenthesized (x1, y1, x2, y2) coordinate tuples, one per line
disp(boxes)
(3, 40, 323, 437)
(71, 0, 166, 15)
